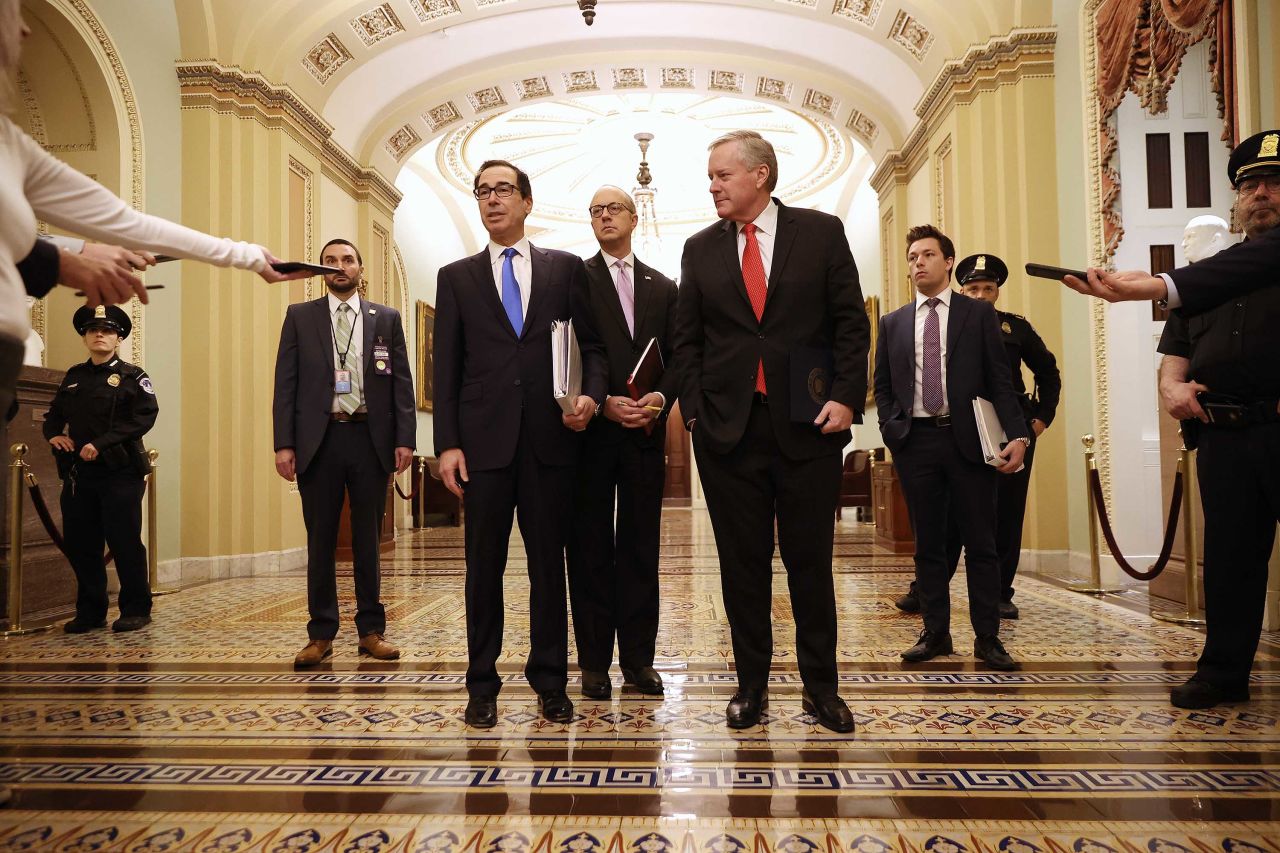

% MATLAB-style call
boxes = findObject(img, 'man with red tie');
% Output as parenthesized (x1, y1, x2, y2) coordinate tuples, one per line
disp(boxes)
(674, 130, 870, 733)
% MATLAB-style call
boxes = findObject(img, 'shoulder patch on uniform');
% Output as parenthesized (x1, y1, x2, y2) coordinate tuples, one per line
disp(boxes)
(139, 377, 155, 395)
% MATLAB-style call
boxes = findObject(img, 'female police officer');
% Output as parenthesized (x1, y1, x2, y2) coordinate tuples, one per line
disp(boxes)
(43, 305, 157, 633)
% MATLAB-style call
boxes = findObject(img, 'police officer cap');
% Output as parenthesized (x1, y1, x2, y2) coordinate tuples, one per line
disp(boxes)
(955, 253, 1009, 287)
(1228, 129, 1280, 188)
(72, 304, 131, 337)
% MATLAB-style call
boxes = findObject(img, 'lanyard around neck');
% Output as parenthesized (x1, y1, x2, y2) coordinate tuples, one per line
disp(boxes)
(331, 304, 357, 370)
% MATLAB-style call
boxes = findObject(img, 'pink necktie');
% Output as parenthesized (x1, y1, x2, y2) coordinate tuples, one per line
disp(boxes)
(922, 297, 943, 414)
(614, 260, 635, 336)
(741, 224, 767, 394)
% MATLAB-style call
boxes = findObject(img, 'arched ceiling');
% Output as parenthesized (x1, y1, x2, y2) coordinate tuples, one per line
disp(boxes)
(174, 0, 1055, 178)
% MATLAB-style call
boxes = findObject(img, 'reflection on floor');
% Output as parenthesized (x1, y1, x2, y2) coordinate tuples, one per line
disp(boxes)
(1, 510, 1277, 851)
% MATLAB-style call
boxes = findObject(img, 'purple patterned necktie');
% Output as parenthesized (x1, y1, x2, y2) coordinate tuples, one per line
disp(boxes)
(922, 297, 943, 414)
(614, 260, 635, 336)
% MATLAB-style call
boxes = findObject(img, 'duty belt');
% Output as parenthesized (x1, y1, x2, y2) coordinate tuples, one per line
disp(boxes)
(1201, 396, 1280, 428)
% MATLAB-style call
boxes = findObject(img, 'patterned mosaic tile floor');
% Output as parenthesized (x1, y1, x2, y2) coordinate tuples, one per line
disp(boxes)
(2, 510, 1277, 850)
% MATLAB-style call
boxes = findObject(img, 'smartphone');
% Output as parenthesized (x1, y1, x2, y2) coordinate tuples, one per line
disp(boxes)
(1025, 263, 1089, 282)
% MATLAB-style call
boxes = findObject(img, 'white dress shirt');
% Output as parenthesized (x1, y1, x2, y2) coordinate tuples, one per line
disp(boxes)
(328, 290, 365, 412)
(912, 288, 953, 417)
(488, 237, 533, 323)
(735, 200, 780, 282)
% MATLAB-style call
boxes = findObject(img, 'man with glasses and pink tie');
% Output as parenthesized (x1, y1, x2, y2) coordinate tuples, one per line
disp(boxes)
(567, 186, 679, 702)
(433, 160, 606, 728)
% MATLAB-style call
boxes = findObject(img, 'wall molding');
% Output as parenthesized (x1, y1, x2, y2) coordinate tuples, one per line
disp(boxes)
(175, 61, 402, 214)
(157, 547, 307, 588)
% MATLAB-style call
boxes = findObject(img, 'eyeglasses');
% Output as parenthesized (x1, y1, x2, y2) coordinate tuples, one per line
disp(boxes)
(474, 182, 518, 200)
(1237, 174, 1280, 195)
(589, 202, 632, 218)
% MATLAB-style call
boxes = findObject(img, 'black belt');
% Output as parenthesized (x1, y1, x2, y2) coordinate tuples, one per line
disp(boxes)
(330, 411, 368, 423)
(1202, 397, 1280, 428)
(912, 414, 952, 428)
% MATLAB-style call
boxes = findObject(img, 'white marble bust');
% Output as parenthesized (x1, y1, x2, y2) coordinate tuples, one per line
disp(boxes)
(1181, 214, 1234, 263)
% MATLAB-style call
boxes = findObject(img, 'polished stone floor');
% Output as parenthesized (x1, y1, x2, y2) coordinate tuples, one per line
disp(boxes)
(1, 510, 1278, 851)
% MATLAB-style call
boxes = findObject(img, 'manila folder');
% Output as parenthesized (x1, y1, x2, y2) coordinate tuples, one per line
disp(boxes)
(551, 319, 582, 414)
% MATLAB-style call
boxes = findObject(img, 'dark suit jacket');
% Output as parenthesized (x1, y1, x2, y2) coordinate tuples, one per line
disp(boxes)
(1169, 225, 1280, 316)
(581, 251, 678, 449)
(433, 244, 606, 471)
(674, 199, 870, 460)
(17, 236, 59, 298)
(874, 291, 1028, 465)
(272, 296, 416, 476)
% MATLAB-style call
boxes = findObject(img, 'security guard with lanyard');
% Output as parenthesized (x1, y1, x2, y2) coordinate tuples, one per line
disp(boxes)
(43, 305, 158, 633)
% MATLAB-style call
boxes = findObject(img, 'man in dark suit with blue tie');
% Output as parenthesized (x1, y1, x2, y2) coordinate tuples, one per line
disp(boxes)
(874, 224, 1027, 670)
(433, 160, 607, 727)
(273, 238, 417, 668)
(568, 185, 679, 700)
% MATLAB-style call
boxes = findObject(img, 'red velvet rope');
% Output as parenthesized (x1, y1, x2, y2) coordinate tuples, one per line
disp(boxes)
(392, 466, 424, 502)
(1087, 467, 1183, 580)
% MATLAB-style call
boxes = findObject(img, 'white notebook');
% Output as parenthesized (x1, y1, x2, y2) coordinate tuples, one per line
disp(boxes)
(972, 396, 1008, 467)
(551, 319, 582, 414)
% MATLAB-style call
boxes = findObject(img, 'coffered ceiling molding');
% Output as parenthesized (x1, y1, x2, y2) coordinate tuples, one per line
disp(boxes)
(756, 76, 793, 103)
(775, 0, 819, 7)
(613, 68, 646, 89)
(846, 108, 878, 143)
(708, 70, 744, 93)
(467, 86, 508, 112)
(406, 0, 462, 23)
(386, 123, 421, 159)
(803, 88, 837, 117)
(889, 9, 934, 61)
(302, 33, 352, 84)
(350, 4, 404, 48)
(661, 67, 694, 89)
(424, 100, 463, 130)
(564, 70, 600, 93)
(516, 76, 553, 100)
(831, 0, 883, 27)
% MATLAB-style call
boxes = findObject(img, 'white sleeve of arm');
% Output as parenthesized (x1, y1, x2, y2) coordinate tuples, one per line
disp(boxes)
(43, 234, 85, 254)
(18, 126, 267, 273)
(1159, 273, 1181, 309)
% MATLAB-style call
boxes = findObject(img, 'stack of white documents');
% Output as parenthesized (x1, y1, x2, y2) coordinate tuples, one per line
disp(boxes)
(551, 319, 582, 414)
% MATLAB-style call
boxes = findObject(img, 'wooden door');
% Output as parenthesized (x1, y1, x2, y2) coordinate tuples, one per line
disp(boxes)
(663, 401, 692, 504)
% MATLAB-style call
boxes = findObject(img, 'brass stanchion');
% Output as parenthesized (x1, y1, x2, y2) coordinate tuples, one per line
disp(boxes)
(1070, 434, 1124, 596)
(414, 457, 425, 529)
(4, 444, 53, 636)
(146, 449, 179, 596)
(1154, 439, 1206, 625)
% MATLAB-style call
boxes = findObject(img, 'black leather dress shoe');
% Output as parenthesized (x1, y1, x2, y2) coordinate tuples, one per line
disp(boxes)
(537, 690, 575, 723)
(580, 670, 611, 699)
(63, 617, 106, 634)
(622, 666, 664, 695)
(998, 600, 1020, 620)
(801, 689, 855, 734)
(1170, 676, 1250, 710)
(725, 688, 768, 729)
(974, 635, 1019, 671)
(901, 629, 952, 662)
(111, 615, 151, 633)
(464, 695, 498, 729)
(894, 590, 921, 613)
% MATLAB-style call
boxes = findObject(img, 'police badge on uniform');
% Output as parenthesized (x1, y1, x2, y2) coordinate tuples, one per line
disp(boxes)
(1001, 321, 1012, 334)
(107, 374, 121, 387)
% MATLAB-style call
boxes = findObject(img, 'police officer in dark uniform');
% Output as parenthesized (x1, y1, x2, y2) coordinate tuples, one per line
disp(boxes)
(895, 253, 1061, 619)
(1151, 129, 1280, 710)
(43, 305, 158, 634)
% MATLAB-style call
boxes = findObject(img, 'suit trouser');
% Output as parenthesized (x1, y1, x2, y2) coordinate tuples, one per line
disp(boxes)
(567, 433, 664, 672)
(1194, 422, 1280, 688)
(909, 431, 1037, 602)
(463, 424, 574, 697)
(694, 399, 842, 695)
(893, 422, 1001, 638)
(60, 470, 149, 621)
(297, 420, 388, 640)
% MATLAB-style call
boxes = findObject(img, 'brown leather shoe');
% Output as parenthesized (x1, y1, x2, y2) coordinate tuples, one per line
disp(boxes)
(294, 639, 333, 668)
(358, 633, 400, 660)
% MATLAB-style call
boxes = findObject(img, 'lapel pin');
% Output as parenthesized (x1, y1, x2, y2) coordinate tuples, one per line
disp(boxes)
(368, 309, 376, 315)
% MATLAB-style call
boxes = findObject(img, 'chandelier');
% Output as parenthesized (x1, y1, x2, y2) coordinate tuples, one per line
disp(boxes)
(632, 132, 660, 257)
(577, 1, 597, 25)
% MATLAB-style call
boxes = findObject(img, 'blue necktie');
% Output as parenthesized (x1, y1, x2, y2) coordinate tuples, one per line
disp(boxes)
(501, 247, 523, 336)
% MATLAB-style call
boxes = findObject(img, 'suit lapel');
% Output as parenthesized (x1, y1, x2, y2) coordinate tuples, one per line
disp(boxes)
(525, 245, 552, 338)
(587, 253, 632, 340)
(717, 220, 756, 317)
(469, 249, 515, 338)
(631, 258, 655, 338)
(897, 304, 916, 403)
(762, 201, 797, 314)
(945, 291, 967, 364)
(360, 297, 377, 370)
(312, 297, 332, 364)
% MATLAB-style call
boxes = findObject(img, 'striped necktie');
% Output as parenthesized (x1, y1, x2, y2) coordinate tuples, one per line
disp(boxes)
(335, 303, 362, 414)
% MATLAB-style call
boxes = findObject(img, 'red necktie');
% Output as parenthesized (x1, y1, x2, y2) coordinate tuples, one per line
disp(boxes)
(741, 223, 768, 394)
